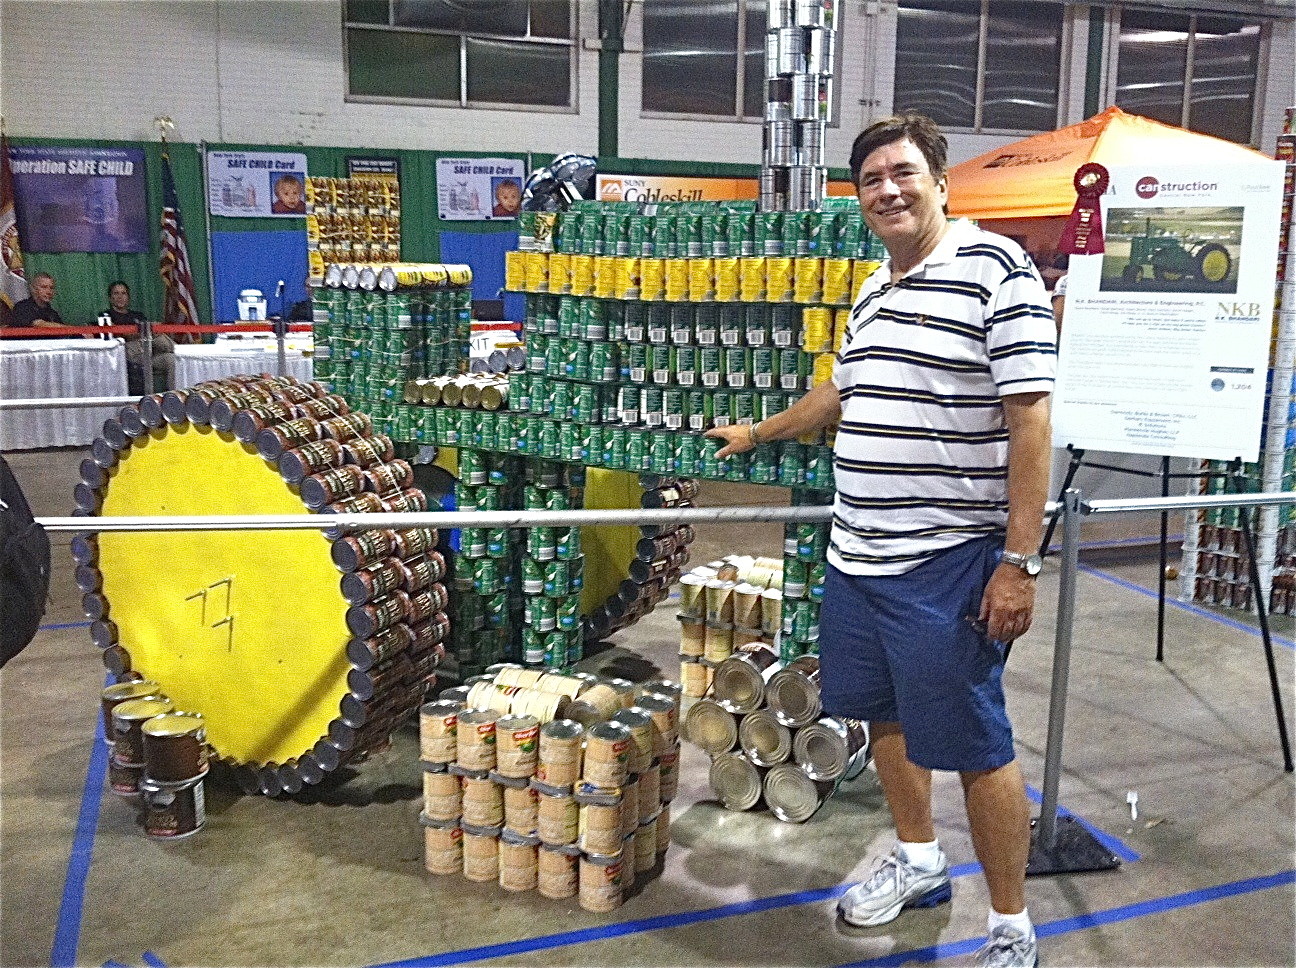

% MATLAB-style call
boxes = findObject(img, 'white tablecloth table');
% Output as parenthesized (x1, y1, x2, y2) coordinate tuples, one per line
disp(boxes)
(0, 338, 129, 450)
(174, 337, 314, 388)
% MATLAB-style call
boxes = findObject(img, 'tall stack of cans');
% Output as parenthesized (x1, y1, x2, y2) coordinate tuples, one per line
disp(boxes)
(311, 262, 474, 438)
(677, 555, 785, 699)
(449, 450, 526, 678)
(305, 176, 401, 283)
(683, 646, 870, 823)
(761, 0, 837, 211)
(1186, 109, 1296, 615)
(418, 667, 681, 911)
(781, 490, 834, 662)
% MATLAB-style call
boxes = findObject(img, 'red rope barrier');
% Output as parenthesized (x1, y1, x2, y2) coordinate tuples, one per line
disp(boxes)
(153, 323, 314, 335)
(0, 325, 139, 338)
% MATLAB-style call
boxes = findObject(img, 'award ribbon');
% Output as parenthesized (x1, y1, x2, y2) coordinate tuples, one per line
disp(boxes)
(1058, 163, 1109, 255)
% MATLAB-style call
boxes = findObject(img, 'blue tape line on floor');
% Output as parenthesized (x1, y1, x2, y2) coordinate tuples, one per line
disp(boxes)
(367, 864, 983, 968)
(51, 676, 110, 968)
(40, 620, 91, 631)
(1078, 563, 1296, 651)
(140, 951, 168, 967)
(834, 869, 1296, 967)
(1023, 785, 1140, 863)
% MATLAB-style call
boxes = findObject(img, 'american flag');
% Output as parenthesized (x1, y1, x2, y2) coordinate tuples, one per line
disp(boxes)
(160, 150, 200, 337)
(0, 133, 28, 325)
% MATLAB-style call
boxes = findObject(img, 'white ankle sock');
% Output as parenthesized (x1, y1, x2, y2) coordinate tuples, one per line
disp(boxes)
(896, 839, 942, 871)
(988, 908, 1033, 937)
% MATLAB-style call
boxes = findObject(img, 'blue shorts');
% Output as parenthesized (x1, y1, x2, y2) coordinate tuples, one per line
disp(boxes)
(817, 535, 1015, 772)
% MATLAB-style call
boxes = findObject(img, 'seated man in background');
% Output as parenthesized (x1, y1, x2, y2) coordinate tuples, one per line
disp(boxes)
(7, 272, 70, 336)
(107, 280, 175, 392)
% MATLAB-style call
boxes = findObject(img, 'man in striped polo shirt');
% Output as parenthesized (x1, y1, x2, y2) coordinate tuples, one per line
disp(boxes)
(707, 113, 1055, 967)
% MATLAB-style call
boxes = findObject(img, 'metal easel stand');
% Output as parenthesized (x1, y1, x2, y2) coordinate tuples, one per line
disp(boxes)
(273, 316, 288, 377)
(1028, 487, 1122, 876)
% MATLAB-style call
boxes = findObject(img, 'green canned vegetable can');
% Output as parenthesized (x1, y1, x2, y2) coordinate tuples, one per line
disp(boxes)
(745, 303, 770, 346)
(471, 556, 498, 597)
(539, 421, 560, 459)
(509, 371, 532, 411)
(724, 346, 751, 388)
(486, 528, 509, 558)
(527, 595, 556, 632)
(663, 388, 686, 431)
(628, 344, 649, 383)
(771, 304, 799, 348)
(604, 427, 627, 468)
(760, 390, 786, 421)
(527, 334, 547, 373)
(624, 302, 647, 342)
(676, 432, 700, 475)
(749, 444, 777, 484)
(733, 391, 757, 423)
(670, 304, 694, 345)
(700, 436, 722, 477)
(583, 300, 608, 341)
(673, 344, 698, 388)
(694, 303, 719, 346)
(477, 486, 501, 512)
(551, 380, 571, 421)
(650, 345, 673, 386)
(650, 432, 674, 473)
(783, 557, 808, 599)
(751, 347, 776, 389)
(555, 527, 581, 559)
(544, 337, 564, 378)
(711, 389, 733, 426)
(686, 389, 713, 431)
(808, 561, 826, 603)
(522, 626, 545, 664)
(559, 421, 579, 462)
(569, 341, 591, 381)
(528, 526, 556, 562)
(718, 303, 744, 347)
(559, 296, 578, 335)
(556, 596, 581, 633)
(582, 424, 603, 464)
(528, 375, 548, 415)
(626, 429, 648, 471)
(700, 347, 723, 389)
(797, 523, 827, 561)
(647, 304, 670, 344)
(589, 341, 614, 383)
(523, 484, 546, 510)
(543, 559, 570, 597)
(544, 631, 571, 669)
(642, 387, 664, 428)
(545, 488, 571, 511)
(618, 385, 642, 425)
(778, 442, 805, 486)
(521, 555, 544, 594)
(605, 301, 625, 342)
(574, 384, 597, 423)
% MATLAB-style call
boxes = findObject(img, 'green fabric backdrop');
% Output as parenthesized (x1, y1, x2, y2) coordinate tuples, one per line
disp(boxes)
(8, 137, 818, 329)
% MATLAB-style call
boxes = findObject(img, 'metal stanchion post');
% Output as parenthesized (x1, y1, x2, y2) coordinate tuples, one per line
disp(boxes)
(273, 317, 288, 378)
(142, 319, 155, 397)
(1027, 487, 1121, 876)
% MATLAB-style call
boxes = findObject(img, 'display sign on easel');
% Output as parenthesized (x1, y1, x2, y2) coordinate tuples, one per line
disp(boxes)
(1053, 161, 1286, 462)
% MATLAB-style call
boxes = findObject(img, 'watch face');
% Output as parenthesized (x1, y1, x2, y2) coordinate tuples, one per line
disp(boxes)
(1024, 554, 1043, 576)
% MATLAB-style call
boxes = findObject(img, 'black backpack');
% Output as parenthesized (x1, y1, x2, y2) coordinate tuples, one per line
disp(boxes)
(1, 456, 51, 666)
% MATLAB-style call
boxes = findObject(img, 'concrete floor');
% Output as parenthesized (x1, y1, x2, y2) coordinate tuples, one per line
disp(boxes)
(1, 447, 1293, 968)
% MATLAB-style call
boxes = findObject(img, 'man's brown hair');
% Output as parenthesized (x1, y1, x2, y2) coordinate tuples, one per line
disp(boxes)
(849, 112, 949, 187)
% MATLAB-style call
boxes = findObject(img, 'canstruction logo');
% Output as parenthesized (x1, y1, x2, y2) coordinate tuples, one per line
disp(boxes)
(1135, 175, 1219, 199)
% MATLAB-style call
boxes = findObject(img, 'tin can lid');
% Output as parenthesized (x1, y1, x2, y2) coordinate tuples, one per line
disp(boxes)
(610, 707, 652, 729)
(540, 718, 584, 741)
(421, 699, 464, 718)
(113, 697, 175, 726)
(141, 711, 205, 739)
(586, 720, 633, 743)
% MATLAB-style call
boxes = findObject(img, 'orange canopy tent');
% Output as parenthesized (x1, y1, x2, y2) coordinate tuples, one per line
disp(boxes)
(947, 106, 1271, 220)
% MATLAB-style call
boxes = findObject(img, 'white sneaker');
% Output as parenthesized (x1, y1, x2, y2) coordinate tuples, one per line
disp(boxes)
(836, 849, 952, 927)
(975, 925, 1039, 967)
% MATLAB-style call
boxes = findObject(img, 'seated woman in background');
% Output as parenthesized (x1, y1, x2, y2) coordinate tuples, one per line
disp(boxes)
(106, 280, 175, 393)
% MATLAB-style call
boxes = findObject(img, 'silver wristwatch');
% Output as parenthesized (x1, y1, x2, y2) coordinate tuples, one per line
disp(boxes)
(1000, 550, 1043, 576)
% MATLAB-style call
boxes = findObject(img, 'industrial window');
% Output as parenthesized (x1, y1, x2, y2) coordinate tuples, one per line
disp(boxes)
(641, 0, 771, 121)
(344, 0, 575, 110)
(1114, 9, 1261, 146)
(894, 0, 1063, 133)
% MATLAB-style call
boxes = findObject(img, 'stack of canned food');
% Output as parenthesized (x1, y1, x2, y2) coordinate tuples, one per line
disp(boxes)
(585, 476, 697, 644)
(447, 452, 590, 678)
(761, 0, 838, 211)
(101, 680, 211, 840)
(677, 554, 785, 698)
(417, 666, 682, 912)
(78, 375, 448, 795)
(311, 261, 474, 432)
(684, 646, 870, 824)
(304, 176, 401, 281)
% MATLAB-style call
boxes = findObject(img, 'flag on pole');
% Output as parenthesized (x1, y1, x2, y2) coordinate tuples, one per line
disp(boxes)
(0, 134, 29, 325)
(160, 149, 200, 338)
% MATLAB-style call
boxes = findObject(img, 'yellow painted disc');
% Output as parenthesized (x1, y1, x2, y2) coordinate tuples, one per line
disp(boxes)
(98, 422, 348, 767)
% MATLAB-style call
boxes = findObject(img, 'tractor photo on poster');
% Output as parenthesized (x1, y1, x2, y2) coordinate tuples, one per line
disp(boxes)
(1100, 206, 1242, 293)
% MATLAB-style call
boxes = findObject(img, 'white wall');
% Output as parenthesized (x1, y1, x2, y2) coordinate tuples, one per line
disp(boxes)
(0, 0, 600, 154)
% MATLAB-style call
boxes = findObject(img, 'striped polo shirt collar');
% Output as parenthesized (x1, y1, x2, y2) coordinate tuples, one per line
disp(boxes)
(890, 218, 971, 281)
